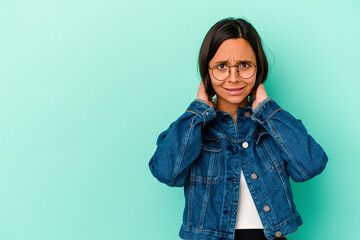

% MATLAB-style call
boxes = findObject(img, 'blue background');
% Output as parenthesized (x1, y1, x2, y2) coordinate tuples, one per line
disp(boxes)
(0, 0, 359, 239)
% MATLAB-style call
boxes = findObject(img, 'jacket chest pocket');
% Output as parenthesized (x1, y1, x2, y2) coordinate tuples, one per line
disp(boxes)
(190, 138, 223, 183)
(255, 132, 285, 171)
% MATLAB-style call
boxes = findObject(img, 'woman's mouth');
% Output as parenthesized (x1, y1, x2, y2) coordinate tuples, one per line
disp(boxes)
(224, 87, 245, 95)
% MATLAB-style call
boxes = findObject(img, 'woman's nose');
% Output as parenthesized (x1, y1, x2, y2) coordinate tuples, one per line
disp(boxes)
(227, 66, 240, 82)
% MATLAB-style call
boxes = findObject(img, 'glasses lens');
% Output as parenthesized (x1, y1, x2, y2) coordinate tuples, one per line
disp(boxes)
(212, 63, 256, 80)
(238, 62, 256, 79)
(212, 64, 229, 81)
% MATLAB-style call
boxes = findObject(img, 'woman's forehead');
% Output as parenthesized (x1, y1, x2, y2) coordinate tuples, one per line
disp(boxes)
(212, 38, 256, 62)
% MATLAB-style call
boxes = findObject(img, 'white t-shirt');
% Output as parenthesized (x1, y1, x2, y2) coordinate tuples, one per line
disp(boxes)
(235, 169, 264, 229)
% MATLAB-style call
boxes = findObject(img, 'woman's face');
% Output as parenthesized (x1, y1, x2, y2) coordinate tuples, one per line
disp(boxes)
(208, 38, 257, 110)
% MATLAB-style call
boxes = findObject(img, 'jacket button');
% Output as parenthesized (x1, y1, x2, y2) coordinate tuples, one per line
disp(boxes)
(275, 231, 282, 237)
(263, 205, 271, 212)
(251, 173, 258, 179)
(245, 112, 251, 118)
(242, 142, 249, 149)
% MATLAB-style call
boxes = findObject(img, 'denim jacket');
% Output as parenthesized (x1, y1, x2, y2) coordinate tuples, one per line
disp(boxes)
(148, 96, 328, 240)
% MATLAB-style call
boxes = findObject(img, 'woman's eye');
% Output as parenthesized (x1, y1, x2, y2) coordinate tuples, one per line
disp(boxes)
(240, 62, 250, 68)
(218, 64, 226, 69)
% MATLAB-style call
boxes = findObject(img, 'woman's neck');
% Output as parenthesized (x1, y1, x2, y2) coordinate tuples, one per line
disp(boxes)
(214, 97, 249, 122)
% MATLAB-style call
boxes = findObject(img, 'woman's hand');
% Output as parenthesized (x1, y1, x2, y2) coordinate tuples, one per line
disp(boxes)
(250, 83, 268, 110)
(196, 81, 215, 107)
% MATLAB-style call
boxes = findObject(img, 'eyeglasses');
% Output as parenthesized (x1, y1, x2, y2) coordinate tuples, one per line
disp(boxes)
(208, 62, 257, 81)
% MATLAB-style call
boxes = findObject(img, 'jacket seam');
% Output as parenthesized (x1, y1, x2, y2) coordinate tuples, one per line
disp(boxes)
(246, 162, 279, 228)
(263, 140, 286, 170)
(187, 167, 195, 226)
(263, 140, 294, 214)
(264, 211, 301, 230)
(264, 107, 282, 124)
(190, 152, 222, 183)
(182, 224, 229, 235)
(199, 171, 212, 229)
(268, 121, 309, 181)
(169, 116, 196, 186)
(193, 99, 215, 110)
(256, 146, 277, 171)
(254, 98, 272, 115)
(184, 206, 301, 234)
(186, 110, 204, 126)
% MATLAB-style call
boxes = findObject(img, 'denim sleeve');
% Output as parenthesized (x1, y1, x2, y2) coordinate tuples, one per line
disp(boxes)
(251, 97, 329, 182)
(148, 99, 216, 187)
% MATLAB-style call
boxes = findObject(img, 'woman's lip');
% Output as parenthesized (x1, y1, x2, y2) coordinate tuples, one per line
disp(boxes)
(224, 87, 245, 95)
(225, 87, 245, 90)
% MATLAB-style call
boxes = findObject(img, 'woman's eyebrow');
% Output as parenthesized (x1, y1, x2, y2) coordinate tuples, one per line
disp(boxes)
(214, 59, 254, 64)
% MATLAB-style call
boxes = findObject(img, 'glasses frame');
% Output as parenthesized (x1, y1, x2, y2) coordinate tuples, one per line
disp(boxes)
(208, 62, 257, 81)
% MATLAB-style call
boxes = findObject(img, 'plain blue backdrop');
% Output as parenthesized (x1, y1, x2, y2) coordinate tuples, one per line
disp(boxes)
(0, 0, 359, 239)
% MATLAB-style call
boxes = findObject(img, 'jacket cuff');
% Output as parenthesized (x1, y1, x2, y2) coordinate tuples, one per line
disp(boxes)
(186, 99, 216, 127)
(251, 97, 282, 125)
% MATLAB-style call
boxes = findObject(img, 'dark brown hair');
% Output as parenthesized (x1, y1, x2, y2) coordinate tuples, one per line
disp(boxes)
(198, 17, 268, 99)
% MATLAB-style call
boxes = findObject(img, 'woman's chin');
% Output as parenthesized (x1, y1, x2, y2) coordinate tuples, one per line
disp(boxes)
(227, 96, 248, 104)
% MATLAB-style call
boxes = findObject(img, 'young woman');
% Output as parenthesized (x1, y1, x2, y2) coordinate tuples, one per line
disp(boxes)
(148, 17, 328, 240)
